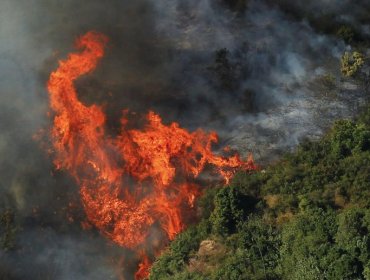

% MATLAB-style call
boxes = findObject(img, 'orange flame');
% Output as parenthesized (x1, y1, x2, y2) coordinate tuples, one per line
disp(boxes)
(134, 251, 151, 280)
(47, 31, 256, 278)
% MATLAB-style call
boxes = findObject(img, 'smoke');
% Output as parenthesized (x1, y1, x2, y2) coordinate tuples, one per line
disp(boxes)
(218, 1, 367, 161)
(0, 0, 368, 279)
(1, 230, 119, 280)
(147, 0, 367, 161)
(267, 0, 370, 43)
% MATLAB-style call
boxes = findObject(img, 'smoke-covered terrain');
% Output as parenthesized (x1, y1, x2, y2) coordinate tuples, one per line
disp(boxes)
(0, 0, 368, 279)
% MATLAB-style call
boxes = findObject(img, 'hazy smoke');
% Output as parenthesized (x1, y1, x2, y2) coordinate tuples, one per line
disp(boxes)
(0, 0, 368, 279)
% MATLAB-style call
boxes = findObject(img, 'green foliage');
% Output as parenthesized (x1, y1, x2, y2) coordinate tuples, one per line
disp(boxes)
(330, 120, 370, 157)
(364, 261, 370, 280)
(150, 220, 211, 279)
(232, 216, 281, 279)
(150, 108, 370, 279)
(280, 208, 335, 279)
(210, 186, 245, 235)
(279, 207, 369, 280)
(336, 208, 370, 263)
(341, 51, 365, 77)
(170, 272, 206, 280)
(196, 186, 219, 219)
(210, 252, 253, 280)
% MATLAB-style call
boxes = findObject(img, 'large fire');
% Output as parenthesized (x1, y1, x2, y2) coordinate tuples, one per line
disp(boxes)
(47, 31, 256, 279)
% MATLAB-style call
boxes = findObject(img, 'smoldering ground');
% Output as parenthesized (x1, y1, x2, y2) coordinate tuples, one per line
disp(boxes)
(0, 0, 368, 279)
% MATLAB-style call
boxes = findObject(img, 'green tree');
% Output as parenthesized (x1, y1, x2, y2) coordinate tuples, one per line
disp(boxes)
(279, 208, 339, 280)
(210, 186, 245, 235)
(336, 208, 370, 263)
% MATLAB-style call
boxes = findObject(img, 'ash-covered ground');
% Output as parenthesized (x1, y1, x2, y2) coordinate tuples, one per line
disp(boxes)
(0, 0, 369, 279)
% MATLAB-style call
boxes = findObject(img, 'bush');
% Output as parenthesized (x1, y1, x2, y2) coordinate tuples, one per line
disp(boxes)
(341, 51, 365, 77)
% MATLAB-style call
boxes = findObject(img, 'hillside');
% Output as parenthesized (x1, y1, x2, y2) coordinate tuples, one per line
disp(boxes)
(150, 107, 370, 279)
(1, 1, 370, 279)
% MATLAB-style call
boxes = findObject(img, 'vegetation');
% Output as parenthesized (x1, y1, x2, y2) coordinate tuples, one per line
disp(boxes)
(341, 51, 365, 77)
(0, 209, 17, 251)
(150, 107, 370, 279)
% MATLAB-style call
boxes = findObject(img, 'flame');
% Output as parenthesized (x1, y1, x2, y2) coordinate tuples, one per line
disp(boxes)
(134, 251, 151, 280)
(47, 31, 256, 278)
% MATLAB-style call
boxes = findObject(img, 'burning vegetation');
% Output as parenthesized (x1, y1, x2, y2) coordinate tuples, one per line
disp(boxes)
(1, 1, 370, 279)
(46, 31, 256, 278)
